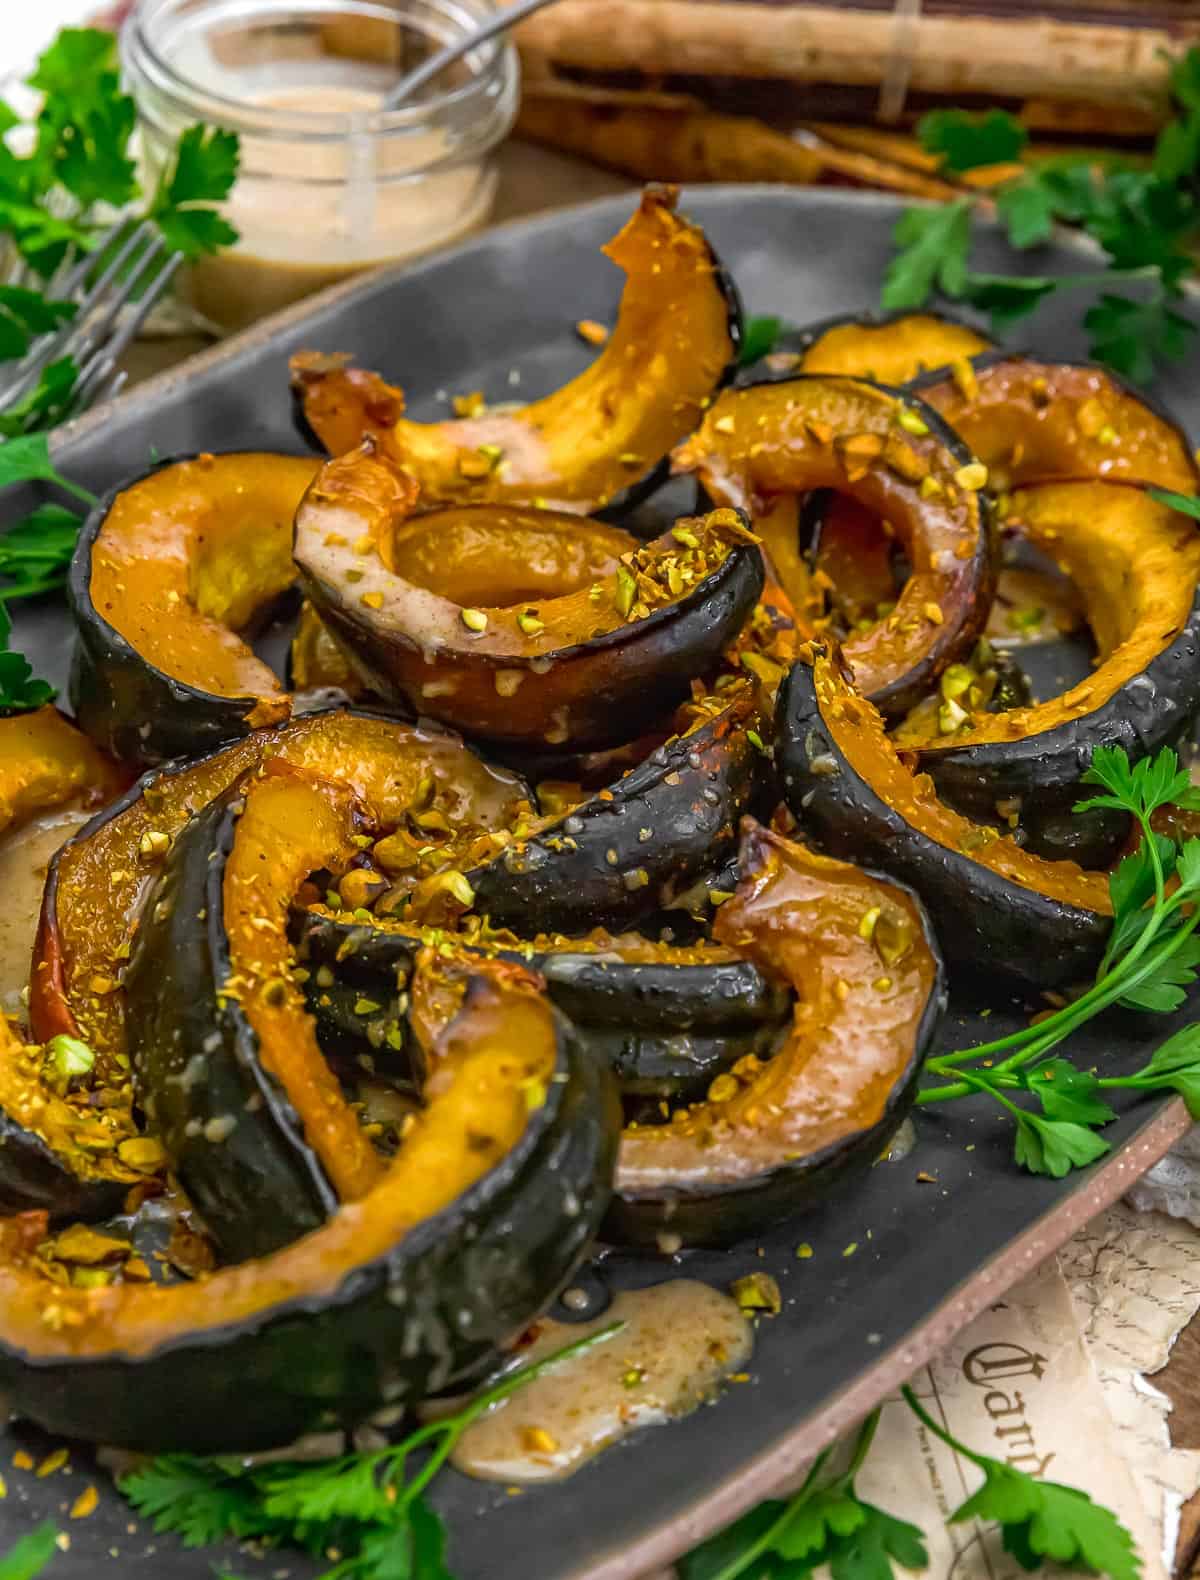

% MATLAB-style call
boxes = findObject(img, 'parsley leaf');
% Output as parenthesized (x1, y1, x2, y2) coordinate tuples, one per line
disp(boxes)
(828, 1502, 927, 1580)
(881, 199, 971, 312)
(1012, 1110, 1110, 1177)
(0, 288, 75, 363)
(1117, 931, 1200, 1013)
(918, 109, 1027, 172)
(773, 1488, 866, 1556)
(958, 274, 1057, 330)
(883, 43, 1200, 379)
(0, 359, 79, 440)
(119, 1455, 276, 1548)
(149, 126, 240, 260)
(739, 315, 785, 365)
(1115, 1023, 1200, 1117)
(0, 1523, 59, 1580)
(1076, 744, 1200, 822)
(1023, 1059, 1115, 1126)
(1082, 293, 1194, 385)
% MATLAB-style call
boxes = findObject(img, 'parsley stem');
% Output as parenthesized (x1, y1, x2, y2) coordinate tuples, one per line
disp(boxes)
(918, 904, 1200, 1106)
(395, 1319, 625, 1507)
(900, 1384, 989, 1470)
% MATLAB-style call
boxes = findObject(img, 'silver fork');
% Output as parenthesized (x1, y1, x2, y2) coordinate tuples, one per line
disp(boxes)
(0, 219, 184, 436)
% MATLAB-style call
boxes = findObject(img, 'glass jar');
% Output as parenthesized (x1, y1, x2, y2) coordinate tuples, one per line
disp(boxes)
(122, 0, 519, 331)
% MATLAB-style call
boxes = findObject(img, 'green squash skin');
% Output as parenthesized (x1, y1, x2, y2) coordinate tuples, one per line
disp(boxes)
(127, 784, 339, 1264)
(464, 691, 763, 932)
(775, 661, 1110, 988)
(298, 910, 789, 1101)
(0, 1119, 128, 1223)
(3, 983, 619, 1455)
(299, 533, 764, 754)
(67, 455, 296, 769)
(918, 586, 1200, 869)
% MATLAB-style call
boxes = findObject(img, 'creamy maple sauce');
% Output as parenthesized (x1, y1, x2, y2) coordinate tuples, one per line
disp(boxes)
(450, 1281, 753, 1484)
(184, 85, 496, 331)
(0, 806, 91, 1016)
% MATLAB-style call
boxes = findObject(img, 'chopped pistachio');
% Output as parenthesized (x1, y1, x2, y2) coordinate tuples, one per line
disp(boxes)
(954, 461, 989, 491)
(44, 1034, 94, 1087)
(614, 564, 637, 618)
(731, 1271, 782, 1316)
(517, 609, 545, 637)
(896, 406, 929, 437)
(461, 607, 489, 633)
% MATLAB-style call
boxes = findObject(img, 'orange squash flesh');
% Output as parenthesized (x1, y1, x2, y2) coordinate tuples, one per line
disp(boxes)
(291, 186, 736, 514)
(289, 600, 368, 697)
(813, 652, 1112, 913)
(813, 492, 898, 629)
(673, 376, 993, 710)
(83, 452, 319, 715)
(918, 357, 1199, 493)
(380, 503, 635, 600)
(219, 767, 382, 1202)
(0, 1016, 139, 1195)
(921, 483, 1200, 753)
(31, 713, 528, 1074)
(0, 962, 555, 1360)
(0, 708, 122, 834)
(616, 821, 938, 1187)
(801, 313, 991, 385)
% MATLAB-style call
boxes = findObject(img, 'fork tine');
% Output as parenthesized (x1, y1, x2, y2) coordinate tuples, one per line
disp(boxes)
(0, 219, 171, 425)
(64, 231, 167, 375)
(67, 252, 183, 419)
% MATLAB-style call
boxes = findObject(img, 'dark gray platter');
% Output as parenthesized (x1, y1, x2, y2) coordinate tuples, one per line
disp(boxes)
(0, 186, 1195, 1580)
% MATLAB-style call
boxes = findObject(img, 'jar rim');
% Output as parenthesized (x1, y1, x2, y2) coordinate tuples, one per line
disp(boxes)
(121, 0, 516, 141)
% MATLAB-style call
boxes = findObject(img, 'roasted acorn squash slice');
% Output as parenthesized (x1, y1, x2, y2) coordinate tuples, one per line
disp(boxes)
(31, 712, 528, 1076)
(608, 819, 945, 1247)
(462, 683, 764, 931)
(69, 451, 321, 765)
(673, 375, 994, 715)
(294, 445, 763, 749)
(915, 483, 1200, 865)
(0, 711, 126, 1219)
(913, 355, 1199, 492)
(798, 310, 992, 385)
(128, 769, 384, 1262)
(0, 951, 617, 1452)
(776, 647, 1112, 987)
(290, 185, 741, 517)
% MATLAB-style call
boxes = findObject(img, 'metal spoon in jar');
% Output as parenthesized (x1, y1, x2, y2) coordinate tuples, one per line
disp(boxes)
(381, 0, 565, 109)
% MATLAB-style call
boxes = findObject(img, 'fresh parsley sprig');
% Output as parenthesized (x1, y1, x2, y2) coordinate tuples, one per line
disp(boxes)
(0, 432, 99, 709)
(681, 1390, 1140, 1580)
(882, 50, 1200, 380)
(917, 745, 1200, 1175)
(122, 1321, 624, 1580)
(0, 28, 241, 434)
(901, 1389, 1140, 1579)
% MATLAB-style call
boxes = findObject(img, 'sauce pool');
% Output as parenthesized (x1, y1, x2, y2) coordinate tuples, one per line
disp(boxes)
(449, 1280, 754, 1485)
